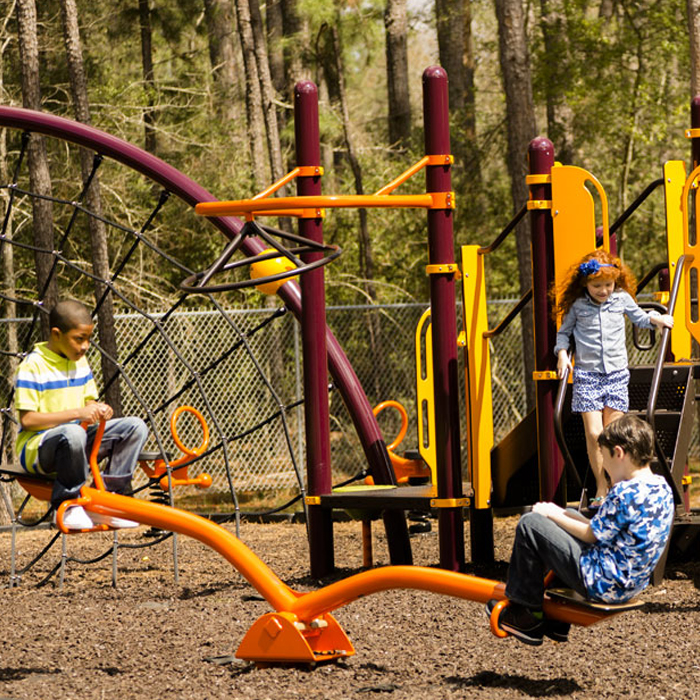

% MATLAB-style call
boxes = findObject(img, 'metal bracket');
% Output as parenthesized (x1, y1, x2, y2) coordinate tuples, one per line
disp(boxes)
(429, 497, 469, 508)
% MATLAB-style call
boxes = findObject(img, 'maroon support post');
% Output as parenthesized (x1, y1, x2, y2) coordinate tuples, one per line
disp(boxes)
(295, 81, 334, 578)
(692, 96, 700, 170)
(528, 138, 564, 502)
(423, 66, 465, 572)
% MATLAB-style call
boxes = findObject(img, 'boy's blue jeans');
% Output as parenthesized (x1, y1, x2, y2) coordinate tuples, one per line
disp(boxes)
(37, 417, 149, 509)
(505, 511, 589, 610)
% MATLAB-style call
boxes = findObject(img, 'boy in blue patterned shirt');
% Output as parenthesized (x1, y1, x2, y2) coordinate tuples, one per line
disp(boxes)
(489, 414, 674, 646)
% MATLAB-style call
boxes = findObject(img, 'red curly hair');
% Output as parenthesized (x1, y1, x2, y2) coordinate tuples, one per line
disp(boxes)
(551, 249, 637, 320)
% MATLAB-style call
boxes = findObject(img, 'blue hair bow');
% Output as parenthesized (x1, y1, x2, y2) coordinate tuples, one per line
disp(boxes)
(579, 259, 614, 277)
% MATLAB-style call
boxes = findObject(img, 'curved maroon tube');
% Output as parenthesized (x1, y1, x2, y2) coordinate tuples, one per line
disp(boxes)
(0, 106, 395, 486)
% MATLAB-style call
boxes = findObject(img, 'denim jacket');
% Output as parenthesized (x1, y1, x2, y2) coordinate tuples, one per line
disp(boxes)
(553, 290, 659, 374)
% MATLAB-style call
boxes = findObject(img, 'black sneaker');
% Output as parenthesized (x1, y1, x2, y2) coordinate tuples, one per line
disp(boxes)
(486, 599, 544, 646)
(543, 619, 570, 642)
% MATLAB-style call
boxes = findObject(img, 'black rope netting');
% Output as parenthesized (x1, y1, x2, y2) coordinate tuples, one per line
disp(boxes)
(0, 126, 358, 584)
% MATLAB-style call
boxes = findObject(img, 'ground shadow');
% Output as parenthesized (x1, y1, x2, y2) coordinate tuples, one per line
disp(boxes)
(447, 670, 582, 697)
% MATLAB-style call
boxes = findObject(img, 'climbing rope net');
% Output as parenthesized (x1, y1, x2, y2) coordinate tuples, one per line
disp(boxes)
(0, 122, 327, 585)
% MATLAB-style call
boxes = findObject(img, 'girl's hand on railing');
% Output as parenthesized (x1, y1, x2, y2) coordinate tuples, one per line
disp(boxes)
(556, 349, 573, 378)
(651, 314, 674, 330)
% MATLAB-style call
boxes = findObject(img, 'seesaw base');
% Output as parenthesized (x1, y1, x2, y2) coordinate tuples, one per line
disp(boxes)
(236, 611, 355, 664)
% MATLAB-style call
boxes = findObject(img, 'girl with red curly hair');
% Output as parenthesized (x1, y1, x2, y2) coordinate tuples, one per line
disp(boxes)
(552, 249, 674, 509)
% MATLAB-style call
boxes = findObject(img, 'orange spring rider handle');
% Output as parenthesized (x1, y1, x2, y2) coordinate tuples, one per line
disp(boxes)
(139, 406, 212, 490)
(367, 400, 431, 485)
(55, 419, 111, 533)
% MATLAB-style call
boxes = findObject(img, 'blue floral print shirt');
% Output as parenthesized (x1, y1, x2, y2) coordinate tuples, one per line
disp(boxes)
(580, 474, 674, 603)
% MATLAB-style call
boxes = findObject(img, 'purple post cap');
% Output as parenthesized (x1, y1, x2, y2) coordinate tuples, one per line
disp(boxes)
(528, 136, 554, 158)
(423, 65, 448, 81)
(294, 80, 318, 97)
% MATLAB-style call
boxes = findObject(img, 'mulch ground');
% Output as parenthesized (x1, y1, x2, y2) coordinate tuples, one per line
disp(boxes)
(0, 515, 699, 699)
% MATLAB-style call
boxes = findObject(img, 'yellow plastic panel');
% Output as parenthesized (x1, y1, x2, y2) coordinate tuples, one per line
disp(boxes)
(663, 160, 691, 360)
(682, 163, 700, 346)
(551, 165, 609, 314)
(460, 246, 494, 510)
(415, 309, 437, 492)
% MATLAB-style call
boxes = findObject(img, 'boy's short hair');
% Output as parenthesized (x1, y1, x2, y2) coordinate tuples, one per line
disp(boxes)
(597, 414, 655, 466)
(49, 300, 93, 333)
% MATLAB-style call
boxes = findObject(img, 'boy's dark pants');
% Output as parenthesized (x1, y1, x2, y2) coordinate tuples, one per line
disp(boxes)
(505, 511, 589, 609)
(37, 417, 148, 509)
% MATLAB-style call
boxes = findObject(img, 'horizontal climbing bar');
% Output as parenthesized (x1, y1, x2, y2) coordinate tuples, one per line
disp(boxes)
(195, 192, 455, 218)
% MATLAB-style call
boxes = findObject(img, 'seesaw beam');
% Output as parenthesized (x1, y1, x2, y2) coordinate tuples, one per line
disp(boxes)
(13, 485, 630, 663)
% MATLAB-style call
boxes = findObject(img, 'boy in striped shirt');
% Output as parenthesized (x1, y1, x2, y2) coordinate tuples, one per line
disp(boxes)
(15, 300, 148, 530)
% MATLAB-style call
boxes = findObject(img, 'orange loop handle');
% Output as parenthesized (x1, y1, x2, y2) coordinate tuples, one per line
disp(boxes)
(169, 405, 210, 466)
(87, 419, 107, 491)
(489, 599, 510, 639)
(372, 400, 408, 452)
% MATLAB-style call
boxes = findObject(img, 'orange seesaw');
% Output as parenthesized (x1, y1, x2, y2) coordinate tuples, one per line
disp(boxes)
(13, 414, 637, 665)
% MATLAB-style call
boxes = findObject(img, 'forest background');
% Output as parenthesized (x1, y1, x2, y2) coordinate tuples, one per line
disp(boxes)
(1, 0, 700, 424)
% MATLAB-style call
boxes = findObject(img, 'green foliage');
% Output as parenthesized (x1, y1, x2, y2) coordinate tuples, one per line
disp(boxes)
(1, 0, 698, 305)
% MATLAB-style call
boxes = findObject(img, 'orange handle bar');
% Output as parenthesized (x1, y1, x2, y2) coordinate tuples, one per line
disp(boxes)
(373, 400, 408, 452)
(169, 405, 209, 467)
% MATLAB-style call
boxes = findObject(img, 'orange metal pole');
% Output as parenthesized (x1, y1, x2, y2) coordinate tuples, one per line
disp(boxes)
(25, 483, 624, 633)
(195, 193, 438, 217)
(82, 488, 298, 612)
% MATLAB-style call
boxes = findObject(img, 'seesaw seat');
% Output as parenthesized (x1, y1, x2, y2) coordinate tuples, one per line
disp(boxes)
(546, 587, 644, 613)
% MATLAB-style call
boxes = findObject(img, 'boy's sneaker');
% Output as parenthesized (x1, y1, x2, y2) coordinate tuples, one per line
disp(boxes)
(543, 619, 571, 642)
(56, 505, 94, 530)
(486, 599, 544, 646)
(90, 512, 140, 529)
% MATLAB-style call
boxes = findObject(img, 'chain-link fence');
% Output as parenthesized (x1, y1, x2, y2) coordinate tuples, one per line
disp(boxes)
(2, 300, 697, 500)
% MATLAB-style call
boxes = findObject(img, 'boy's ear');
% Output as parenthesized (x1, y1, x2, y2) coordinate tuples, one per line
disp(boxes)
(613, 444, 625, 460)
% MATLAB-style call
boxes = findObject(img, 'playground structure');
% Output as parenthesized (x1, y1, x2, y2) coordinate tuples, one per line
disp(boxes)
(0, 65, 700, 663)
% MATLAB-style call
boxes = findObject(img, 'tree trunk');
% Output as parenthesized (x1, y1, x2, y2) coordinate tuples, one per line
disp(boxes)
(0, 2, 16, 523)
(203, 0, 238, 122)
(235, 0, 267, 191)
(689, 0, 700, 97)
(59, 0, 123, 415)
(538, 0, 575, 163)
(329, 20, 386, 398)
(435, 0, 465, 112)
(384, 0, 411, 147)
(267, 0, 285, 96)
(280, 0, 308, 96)
(16, 0, 57, 339)
(249, 0, 285, 186)
(138, 0, 157, 154)
(495, 0, 537, 411)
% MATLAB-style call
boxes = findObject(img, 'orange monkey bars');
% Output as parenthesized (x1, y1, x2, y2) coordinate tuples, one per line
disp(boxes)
(194, 155, 456, 220)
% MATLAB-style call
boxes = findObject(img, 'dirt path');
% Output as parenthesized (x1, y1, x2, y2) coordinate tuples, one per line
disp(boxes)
(0, 517, 698, 699)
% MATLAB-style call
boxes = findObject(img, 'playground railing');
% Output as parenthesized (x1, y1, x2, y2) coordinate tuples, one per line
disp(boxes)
(609, 178, 665, 235)
(645, 253, 692, 504)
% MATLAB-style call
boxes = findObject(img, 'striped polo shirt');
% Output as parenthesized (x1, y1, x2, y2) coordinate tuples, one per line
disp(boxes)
(14, 342, 98, 473)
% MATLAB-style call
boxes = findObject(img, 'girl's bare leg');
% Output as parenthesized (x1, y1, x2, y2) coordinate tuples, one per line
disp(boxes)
(603, 407, 624, 428)
(581, 410, 607, 500)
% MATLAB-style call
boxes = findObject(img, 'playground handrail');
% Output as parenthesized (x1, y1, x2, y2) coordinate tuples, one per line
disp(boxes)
(483, 288, 532, 339)
(552, 353, 584, 494)
(478, 204, 527, 256)
(609, 178, 664, 235)
(645, 253, 691, 504)
(636, 261, 668, 294)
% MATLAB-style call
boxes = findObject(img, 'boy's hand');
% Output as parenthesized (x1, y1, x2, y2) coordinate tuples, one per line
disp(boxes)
(532, 501, 565, 518)
(79, 402, 113, 424)
(651, 314, 674, 330)
(556, 349, 573, 379)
